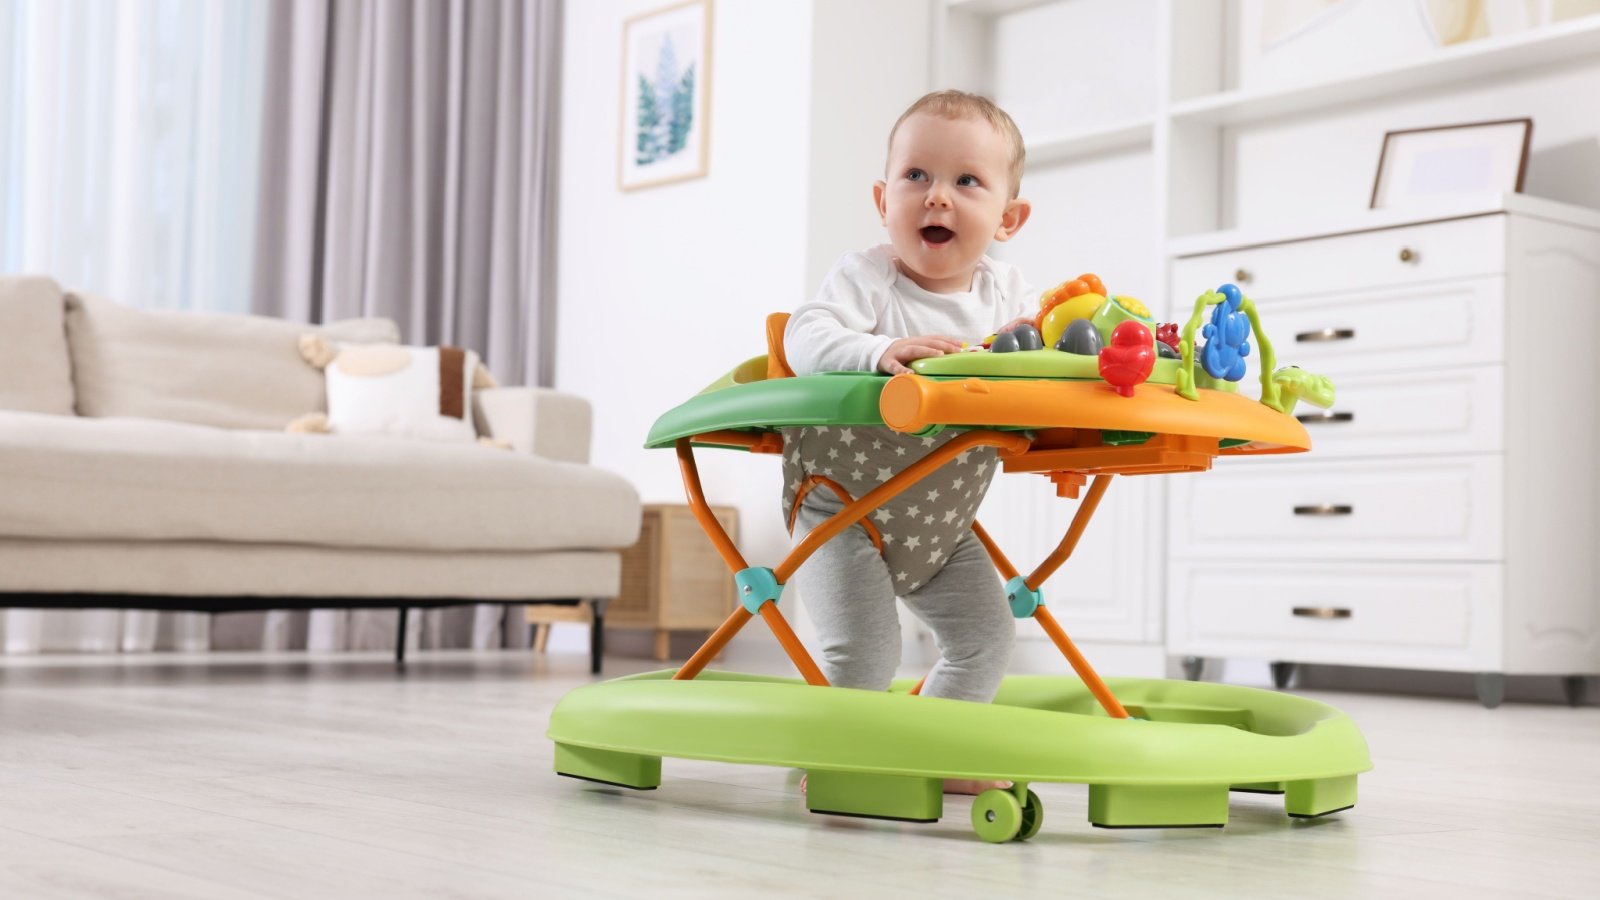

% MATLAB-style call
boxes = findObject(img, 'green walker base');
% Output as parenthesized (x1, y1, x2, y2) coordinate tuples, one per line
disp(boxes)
(553, 743, 661, 791)
(1089, 783, 1229, 828)
(550, 671, 1371, 841)
(805, 770, 943, 823)
(1287, 774, 1359, 818)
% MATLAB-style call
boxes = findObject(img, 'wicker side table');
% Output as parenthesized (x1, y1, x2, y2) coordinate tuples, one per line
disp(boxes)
(607, 503, 739, 660)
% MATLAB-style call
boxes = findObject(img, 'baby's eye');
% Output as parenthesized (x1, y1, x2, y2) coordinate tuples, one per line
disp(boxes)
(957, 174, 980, 187)
(905, 168, 926, 182)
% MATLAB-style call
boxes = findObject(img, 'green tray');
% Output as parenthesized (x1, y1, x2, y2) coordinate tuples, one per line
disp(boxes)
(645, 372, 889, 449)
(645, 349, 1193, 451)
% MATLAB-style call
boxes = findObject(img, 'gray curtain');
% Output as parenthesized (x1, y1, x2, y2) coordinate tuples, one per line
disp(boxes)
(253, 0, 560, 386)
(231, 0, 563, 653)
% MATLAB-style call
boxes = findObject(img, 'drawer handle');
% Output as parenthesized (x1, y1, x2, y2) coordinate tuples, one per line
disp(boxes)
(1296, 410, 1354, 424)
(1399, 247, 1419, 263)
(1293, 504, 1353, 516)
(1234, 267, 1252, 284)
(1295, 327, 1355, 343)
(1293, 606, 1353, 619)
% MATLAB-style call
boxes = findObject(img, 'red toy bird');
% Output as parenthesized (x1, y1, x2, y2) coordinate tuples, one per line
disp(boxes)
(1155, 322, 1180, 352)
(1098, 321, 1155, 397)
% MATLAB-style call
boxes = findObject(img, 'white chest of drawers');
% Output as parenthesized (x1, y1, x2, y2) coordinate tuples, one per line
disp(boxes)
(1163, 195, 1600, 707)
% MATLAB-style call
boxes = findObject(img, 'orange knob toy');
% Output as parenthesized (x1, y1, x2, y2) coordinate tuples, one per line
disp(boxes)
(1035, 272, 1106, 329)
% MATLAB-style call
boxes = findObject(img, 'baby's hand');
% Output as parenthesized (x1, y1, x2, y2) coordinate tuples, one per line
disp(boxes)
(878, 335, 963, 374)
(1000, 315, 1036, 333)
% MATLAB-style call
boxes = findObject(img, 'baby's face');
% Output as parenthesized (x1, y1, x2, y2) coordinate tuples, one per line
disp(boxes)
(874, 112, 1029, 293)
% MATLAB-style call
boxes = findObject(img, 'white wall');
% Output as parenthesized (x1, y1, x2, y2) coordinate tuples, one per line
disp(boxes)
(803, 0, 931, 293)
(552, 0, 937, 665)
(553, 0, 814, 658)
(990, 0, 1160, 139)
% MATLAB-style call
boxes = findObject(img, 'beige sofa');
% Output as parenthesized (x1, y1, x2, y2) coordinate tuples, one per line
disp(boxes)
(0, 276, 641, 671)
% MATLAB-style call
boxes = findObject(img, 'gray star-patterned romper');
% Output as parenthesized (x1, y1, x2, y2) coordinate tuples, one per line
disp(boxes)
(781, 424, 1015, 702)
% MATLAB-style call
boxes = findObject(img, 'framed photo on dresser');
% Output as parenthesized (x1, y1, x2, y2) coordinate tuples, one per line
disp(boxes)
(1370, 118, 1532, 210)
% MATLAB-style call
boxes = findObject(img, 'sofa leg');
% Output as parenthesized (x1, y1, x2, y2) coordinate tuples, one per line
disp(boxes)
(395, 606, 409, 664)
(588, 598, 608, 675)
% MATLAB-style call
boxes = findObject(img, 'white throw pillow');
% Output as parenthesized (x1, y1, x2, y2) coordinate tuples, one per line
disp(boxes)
(324, 344, 481, 443)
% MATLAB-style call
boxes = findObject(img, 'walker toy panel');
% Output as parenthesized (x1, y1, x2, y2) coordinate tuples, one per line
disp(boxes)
(549, 671, 1369, 837)
(878, 376, 1311, 453)
(910, 348, 1183, 383)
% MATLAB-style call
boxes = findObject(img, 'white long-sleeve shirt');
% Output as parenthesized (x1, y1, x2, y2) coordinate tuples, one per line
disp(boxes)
(784, 245, 1035, 375)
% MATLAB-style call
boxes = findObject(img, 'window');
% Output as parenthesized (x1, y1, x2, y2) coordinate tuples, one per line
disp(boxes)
(0, 0, 267, 311)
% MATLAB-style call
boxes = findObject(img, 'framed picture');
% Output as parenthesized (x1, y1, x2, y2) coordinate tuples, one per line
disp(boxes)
(618, 0, 712, 191)
(1370, 118, 1532, 210)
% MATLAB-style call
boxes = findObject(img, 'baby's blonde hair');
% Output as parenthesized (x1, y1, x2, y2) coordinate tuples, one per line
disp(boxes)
(887, 90, 1026, 199)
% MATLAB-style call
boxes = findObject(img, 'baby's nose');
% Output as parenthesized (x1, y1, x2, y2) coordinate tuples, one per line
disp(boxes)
(924, 188, 952, 209)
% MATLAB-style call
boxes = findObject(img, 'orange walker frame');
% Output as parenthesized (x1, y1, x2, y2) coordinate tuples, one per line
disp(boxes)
(666, 325, 1251, 722)
(672, 428, 1146, 719)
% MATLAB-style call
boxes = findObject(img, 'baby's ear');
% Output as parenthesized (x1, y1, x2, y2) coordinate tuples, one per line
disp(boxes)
(994, 197, 1032, 242)
(872, 180, 889, 224)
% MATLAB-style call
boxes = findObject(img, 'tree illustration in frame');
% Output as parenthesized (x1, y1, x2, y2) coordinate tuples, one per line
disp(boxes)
(620, 0, 712, 191)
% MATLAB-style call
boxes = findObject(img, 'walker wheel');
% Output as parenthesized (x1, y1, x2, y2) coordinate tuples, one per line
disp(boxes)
(1017, 789, 1044, 841)
(971, 789, 1023, 843)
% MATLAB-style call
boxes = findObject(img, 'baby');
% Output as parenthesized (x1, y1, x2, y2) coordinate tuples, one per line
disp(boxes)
(783, 91, 1034, 790)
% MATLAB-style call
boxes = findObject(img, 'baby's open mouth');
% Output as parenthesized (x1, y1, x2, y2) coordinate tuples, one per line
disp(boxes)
(920, 225, 955, 245)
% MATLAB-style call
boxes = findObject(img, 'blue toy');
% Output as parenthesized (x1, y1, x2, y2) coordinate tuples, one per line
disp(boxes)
(1200, 283, 1251, 382)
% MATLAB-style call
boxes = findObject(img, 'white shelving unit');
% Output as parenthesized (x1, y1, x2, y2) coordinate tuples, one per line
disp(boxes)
(1167, 14, 1600, 126)
(932, 0, 1600, 683)
(1025, 117, 1155, 166)
(939, 0, 1600, 269)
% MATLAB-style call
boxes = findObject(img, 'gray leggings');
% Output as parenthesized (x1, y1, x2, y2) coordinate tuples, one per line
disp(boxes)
(791, 497, 1016, 702)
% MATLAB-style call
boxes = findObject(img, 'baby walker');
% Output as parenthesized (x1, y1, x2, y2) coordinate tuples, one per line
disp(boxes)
(549, 279, 1369, 842)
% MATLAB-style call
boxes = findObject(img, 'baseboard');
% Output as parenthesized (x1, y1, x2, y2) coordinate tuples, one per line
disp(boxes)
(1294, 663, 1597, 706)
(1167, 658, 1599, 707)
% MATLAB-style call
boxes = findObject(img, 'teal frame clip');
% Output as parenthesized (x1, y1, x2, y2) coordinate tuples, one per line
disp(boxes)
(1005, 576, 1041, 618)
(735, 567, 783, 614)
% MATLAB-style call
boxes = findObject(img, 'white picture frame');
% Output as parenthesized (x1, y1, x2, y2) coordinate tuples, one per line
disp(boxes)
(1370, 118, 1532, 210)
(618, 0, 712, 192)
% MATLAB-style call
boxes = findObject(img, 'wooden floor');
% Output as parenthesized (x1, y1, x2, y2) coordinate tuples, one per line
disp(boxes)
(1, 650, 1597, 899)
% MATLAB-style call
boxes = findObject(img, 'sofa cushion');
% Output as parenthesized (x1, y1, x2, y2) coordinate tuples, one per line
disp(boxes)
(0, 276, 74, 415)
(0, 411, 642, 553)
(64, 293, 401, 430)
(0, 540, 621, 601)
